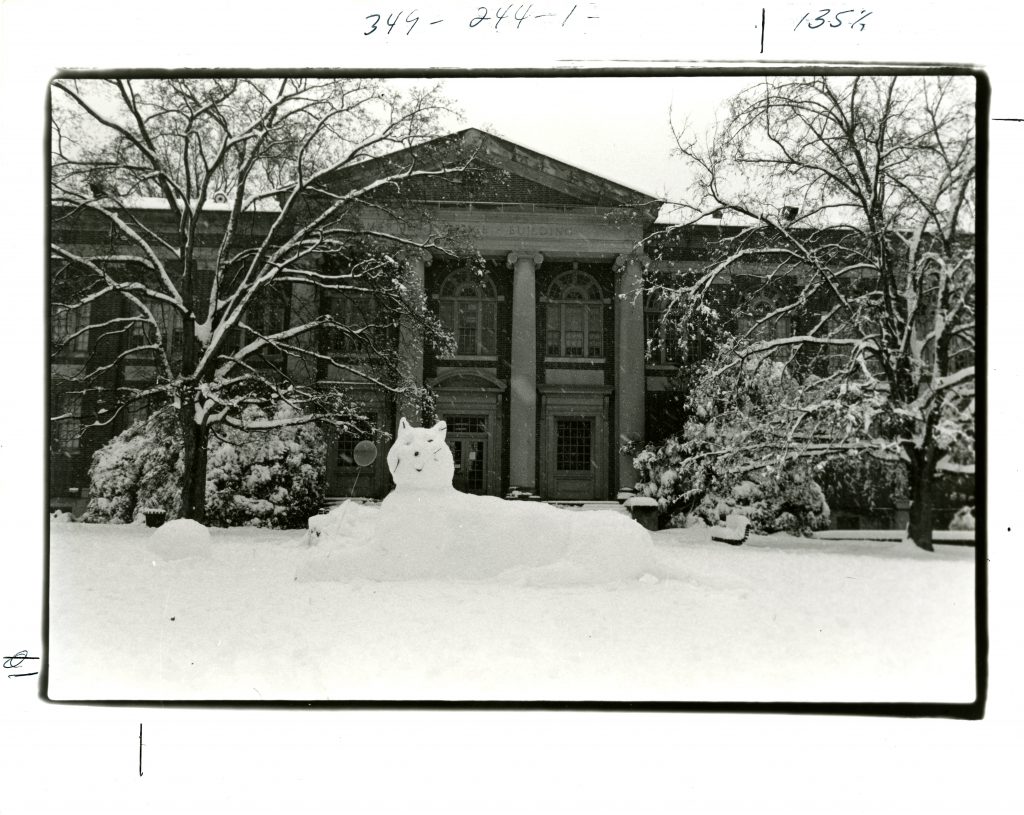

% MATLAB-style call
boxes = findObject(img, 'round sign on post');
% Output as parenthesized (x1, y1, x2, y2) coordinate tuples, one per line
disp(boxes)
(353, 440, 378, 468)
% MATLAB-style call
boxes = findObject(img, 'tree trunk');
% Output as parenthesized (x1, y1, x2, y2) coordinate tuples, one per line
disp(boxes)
(179, 404, 209, 524)
(906, 447, 937, 551)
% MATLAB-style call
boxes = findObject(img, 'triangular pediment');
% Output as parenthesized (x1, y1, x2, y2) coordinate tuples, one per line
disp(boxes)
(322, 128, 659, 211)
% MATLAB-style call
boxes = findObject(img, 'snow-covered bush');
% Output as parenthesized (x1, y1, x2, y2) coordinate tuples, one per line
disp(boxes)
(83, 405, 326, 528)
(206, 406, 326, 529)
(631, 360, 830, 536)
(816, 456, 908, 519)
(634, 437, 830, 535)
(81, 409, 183, 524)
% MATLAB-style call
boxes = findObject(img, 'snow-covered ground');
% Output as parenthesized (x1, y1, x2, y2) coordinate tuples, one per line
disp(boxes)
(47, 520, 976, 703)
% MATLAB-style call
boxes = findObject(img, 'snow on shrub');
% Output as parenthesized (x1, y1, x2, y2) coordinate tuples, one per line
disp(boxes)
(81, 409, 183, 524)
(631, 348, 837, 536)
(634, 436, 830, 536)
(84, 405, 326, 528)
(631, 380, 832, 536)
(205, 406, 326, 529)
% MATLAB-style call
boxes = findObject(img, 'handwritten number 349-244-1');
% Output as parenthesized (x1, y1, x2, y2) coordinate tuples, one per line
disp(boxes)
(795, 9, 872, 30)
(365, 6, 541, 34)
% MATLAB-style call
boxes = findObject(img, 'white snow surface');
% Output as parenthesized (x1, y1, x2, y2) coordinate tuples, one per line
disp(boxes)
(299, 418, 658, 584)
(147, 518, 212, 561)
(301, 494, 657, 584)
(48, 521, 976, 702)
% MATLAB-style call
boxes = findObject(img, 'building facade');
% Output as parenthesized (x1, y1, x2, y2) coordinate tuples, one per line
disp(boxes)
(47, 129, 766, 510)
(312, 129, 663, 502)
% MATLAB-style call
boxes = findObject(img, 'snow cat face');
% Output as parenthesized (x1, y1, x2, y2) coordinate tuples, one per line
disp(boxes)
(387, 418, 455, 489)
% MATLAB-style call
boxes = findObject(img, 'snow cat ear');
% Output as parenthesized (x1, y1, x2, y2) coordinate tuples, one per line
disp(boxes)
(431, 420, 447, 439)
(398, 416, 411, 434)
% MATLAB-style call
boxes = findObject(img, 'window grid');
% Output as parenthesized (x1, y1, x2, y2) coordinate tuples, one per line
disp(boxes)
(545, 271, 604, 358)
(327, 293, 385, 355)
(438, 270, 498, 357)
(51, 302, 91, 354)
(446, 415, 487, 435)
(645, 310, 688, 366)
(449, 438, 486, 493)
(240, 289, 289, 352)
(555, 418, 592, 471)
(129, 302, 184, 359)
(738, 297, 792, 342)
(51, 393, 82, 453)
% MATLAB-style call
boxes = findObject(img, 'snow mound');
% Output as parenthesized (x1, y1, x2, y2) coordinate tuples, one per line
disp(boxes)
(298, 419, 659, 584)
(299, 491, 658, 584)
(305, 500, 380, 546)
(50, 510, 75, 523)
(148, 518, 212, 561)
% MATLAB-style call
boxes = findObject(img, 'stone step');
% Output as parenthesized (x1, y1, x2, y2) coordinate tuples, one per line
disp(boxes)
(323, 495, 629, 515)
(544, 500, 629, 515)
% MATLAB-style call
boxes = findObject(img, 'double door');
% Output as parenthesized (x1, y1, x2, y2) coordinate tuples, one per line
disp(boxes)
(446, 415, 490, 495)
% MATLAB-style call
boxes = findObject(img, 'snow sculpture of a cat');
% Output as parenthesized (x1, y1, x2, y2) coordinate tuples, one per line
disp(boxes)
(363, 417, 657, 582)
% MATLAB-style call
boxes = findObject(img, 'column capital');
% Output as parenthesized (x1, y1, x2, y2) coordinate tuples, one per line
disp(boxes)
(507, 251, 544, 269)
(614, 250, 650, 272)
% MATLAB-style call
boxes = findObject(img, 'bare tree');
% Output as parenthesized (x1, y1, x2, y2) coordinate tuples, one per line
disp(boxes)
(647, 75, 976, 549)
(50, 77, 474, 522)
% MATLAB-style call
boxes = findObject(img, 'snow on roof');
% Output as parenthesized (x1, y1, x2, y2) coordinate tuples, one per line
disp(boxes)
(114, 195, 281, 213)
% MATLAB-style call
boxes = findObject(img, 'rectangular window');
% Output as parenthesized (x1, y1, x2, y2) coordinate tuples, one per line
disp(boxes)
(480, 301, 497, 355)
(556, 418, 592, 471)
(439, 299, 455, 341)
(587, 304, 603, 358)
(563, 305, 584, 357)
(328, 293, 382, 355)
(456, 300, 479, 355)
(241, 286, 290, 352)
(546, 307, 561, 356)
(51, 302, 91, 355)
(645, 309, 687, 366)
(437, 291, 498, 358)
(51, 392, 82, 453)
(128, 302, 184, 360)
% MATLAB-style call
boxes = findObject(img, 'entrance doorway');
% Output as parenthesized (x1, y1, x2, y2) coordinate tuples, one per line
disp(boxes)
(551, 416, 596, 499)
(446, 415, 489, 495)
(539, 387, 611, 501)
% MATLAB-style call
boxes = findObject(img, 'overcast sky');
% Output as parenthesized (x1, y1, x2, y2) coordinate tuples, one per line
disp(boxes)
(433, 76, 756, 203)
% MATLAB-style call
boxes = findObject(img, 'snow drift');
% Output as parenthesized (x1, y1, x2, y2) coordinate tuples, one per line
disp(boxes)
(299, 418, 658, 584)
(148, 518, 212, 561)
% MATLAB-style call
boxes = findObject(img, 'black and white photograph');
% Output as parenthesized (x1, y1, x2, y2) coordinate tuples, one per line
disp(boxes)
(5, 0, 1021, 811)
(46, 72, 979, 704)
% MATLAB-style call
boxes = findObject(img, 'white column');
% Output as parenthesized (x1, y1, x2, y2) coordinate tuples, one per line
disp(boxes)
(397, 248, 431, 423)
(508, 251, 543, 494)
(614, 251, 648, 494)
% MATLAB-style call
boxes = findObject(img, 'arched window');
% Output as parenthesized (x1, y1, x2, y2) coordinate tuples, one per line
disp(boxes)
(437, 270, 498, 357)
(545, 271, 604, 358)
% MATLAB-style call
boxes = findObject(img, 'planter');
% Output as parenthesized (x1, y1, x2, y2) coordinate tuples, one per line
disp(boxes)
(143, 509, 167, 528)
(624, 496, 660, 531)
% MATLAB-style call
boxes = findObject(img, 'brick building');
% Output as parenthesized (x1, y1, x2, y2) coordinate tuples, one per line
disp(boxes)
(49, 128, 915, 516)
